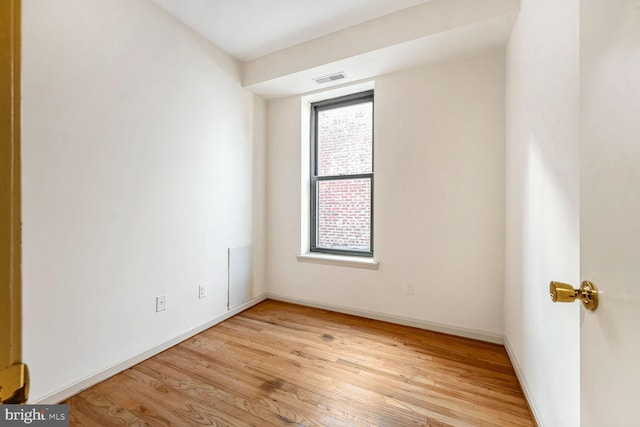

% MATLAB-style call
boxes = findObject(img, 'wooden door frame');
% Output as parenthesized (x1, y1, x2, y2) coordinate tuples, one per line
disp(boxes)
(0, 0, 27, 404)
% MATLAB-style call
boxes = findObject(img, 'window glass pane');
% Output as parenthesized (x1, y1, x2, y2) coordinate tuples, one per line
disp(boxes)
(317, 101, 372, 176)
(316, 178, 371, 251)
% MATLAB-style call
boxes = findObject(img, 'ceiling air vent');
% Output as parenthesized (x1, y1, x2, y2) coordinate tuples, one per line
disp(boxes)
(313, 72, 347, 84)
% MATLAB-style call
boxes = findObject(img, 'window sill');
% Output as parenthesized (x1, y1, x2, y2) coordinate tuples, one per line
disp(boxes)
(296, 253, 379, 270)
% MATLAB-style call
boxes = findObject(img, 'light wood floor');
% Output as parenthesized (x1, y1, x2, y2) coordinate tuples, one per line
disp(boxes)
(66, 300, 535, 426)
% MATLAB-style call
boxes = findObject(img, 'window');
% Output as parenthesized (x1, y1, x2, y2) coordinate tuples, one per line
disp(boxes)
(310, 90, 374, 257)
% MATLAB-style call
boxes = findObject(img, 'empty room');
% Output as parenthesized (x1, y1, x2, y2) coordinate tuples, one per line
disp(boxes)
(1, 0, 638, 426)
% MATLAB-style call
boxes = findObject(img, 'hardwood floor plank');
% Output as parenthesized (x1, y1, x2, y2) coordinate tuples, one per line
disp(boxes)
(161, 341, 393, 426)
(65, 300, 535, 426)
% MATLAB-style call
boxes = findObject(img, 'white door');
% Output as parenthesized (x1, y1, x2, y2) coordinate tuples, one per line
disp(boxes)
(580, 0, 640, 425)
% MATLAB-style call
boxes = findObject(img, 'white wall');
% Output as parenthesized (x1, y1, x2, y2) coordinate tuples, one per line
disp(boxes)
(267, 52, 505, 339)
(21, 0, 266, 402)
(504, 0, 580, 425)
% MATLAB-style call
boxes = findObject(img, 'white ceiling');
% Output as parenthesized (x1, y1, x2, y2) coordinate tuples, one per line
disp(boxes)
(151, 0, 433, 61)
(245, 14, 515, 98)
(151, 0, 520, 99)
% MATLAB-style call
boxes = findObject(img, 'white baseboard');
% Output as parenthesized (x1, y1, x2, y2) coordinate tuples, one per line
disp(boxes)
(504, 336, 543, 427)
(32, 293, 268, 404)
(267, 293, 504, 345)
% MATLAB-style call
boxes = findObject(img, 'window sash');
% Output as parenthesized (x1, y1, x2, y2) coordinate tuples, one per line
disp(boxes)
(310, 174, 374, 257)
(310, 91, 374, 257)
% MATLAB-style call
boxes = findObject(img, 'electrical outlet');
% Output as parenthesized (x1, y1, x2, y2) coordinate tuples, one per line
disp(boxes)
(198, 283, 207, 299)
(404, 283, 414, 295)
(156, 294, 167, 312)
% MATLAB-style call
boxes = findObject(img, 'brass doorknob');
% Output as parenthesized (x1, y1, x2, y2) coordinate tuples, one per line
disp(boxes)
(549, 281, 599, 311)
